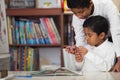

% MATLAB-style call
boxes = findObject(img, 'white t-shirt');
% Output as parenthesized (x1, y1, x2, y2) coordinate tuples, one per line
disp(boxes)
(72, 0, 120, 57)
(75, 40, 116, 72)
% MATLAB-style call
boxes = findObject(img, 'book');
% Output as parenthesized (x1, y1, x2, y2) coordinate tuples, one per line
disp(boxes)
(6, 16, 12, 44)
(39, 22, 50, 44)
(10, 17, 16, 44)
(32, 48, 40, 71)
(40, 18, 53, 44)
(49, 18, 61, 44)
(15, 20, 20, 44)
(63, 0, 73, 14)
(20, 48, 25, 71)
(19, 20, 26, 44)
(8, 0, 35, 8)
(26, 48, 34, 71)
(36, 0, 61, 8)
(25, 20, 34, 44)
(43, 18, 58, 44)
(23, 47, 28, 71)
(33, 22, 45, 44)
(31, 67, 83, 76)
(31, 22, 40, 44)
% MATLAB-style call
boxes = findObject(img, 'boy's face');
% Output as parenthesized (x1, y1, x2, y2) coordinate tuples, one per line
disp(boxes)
(71, 3, 93, 19)
(83, 27, 105, 46)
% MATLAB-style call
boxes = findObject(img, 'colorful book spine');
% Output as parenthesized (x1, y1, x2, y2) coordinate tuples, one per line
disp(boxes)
(15, 20, 20, 44)
(11, 17, 16, 44)
(34, 23, 45, 44)
(6, 16, 12, 44)
(31, 22, 39, 44)
(26, 21, 34, 44)
(39, 23, 49, 44)
(40, 18, 53, 44)
(43, 18, 58, 44)
(49, 18, 61, 44)
(19, 20, 26, 44)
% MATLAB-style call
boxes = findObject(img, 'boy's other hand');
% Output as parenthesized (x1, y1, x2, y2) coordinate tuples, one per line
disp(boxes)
(75, 51, 83, 62)
(112, 57, 120, 72)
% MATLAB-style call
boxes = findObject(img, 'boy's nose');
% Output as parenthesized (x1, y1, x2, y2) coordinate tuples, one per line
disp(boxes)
(85, 37, 89, 42)
(76, 13, 83, 18)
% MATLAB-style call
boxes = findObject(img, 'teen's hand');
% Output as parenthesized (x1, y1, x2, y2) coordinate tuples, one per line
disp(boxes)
(65, 45, 76, 54)
(112, 57, 120, 72)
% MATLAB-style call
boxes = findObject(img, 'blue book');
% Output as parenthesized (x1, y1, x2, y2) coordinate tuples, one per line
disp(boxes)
(39, 19, 50, 44)
(15, 20, 20, 44)
(26, 21, 35, 44)
(34, 22, 45, 44)
(19, 20, 26, 44)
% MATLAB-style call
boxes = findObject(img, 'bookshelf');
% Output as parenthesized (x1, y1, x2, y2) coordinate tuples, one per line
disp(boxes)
(6, 8, 64, 71)
(6, 8, 62, 16)
(62, 13, 74, 47)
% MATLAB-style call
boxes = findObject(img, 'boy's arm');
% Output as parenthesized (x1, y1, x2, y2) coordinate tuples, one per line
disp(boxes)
(72, 15, 87, 47)
(105, 0, 120, 59)
(84, 47, 115, 71)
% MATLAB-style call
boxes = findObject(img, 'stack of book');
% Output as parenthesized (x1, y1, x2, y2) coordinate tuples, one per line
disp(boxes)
(7, 0, 62, 8)
(7, 17, 61, 45)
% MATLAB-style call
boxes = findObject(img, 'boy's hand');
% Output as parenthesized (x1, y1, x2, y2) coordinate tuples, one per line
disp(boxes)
(112, 57, 120, 72)
(74, 46, 88, 62)
(75, 51, 83, 62)
(78, 46, 88, 56)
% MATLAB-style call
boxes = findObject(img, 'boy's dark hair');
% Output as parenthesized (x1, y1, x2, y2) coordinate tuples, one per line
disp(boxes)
(67, 0, 91, 8)
(83, 15, 110, 35)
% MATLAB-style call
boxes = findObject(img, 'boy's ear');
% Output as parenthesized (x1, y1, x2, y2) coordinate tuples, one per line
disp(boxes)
(99, 32, 105, 39)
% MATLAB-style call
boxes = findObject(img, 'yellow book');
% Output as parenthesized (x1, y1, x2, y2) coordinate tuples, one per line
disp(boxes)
(63, 0, 73, 14)
(6, 16, 12, 44)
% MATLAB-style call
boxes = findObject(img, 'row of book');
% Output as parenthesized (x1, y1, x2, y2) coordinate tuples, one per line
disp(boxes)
(5, 0, 72, 13)
(7, 16, 61, 45)
(6, 0, 61, 8)
(9, 47, 40, 71)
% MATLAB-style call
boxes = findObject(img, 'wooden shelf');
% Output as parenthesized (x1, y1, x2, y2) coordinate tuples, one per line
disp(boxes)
(9, 44, 61, 47)
(6, 8, 62, 16)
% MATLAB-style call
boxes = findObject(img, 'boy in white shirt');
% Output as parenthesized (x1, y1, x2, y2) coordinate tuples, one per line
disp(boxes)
(75, 15, 115, 72)
(66, 0, 120, 72)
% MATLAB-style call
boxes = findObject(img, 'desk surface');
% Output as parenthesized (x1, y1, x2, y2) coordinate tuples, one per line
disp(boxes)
(7, 71, 120, 80)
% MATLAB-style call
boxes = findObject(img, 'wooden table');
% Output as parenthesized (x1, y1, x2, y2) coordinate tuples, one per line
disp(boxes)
(4, 71, 120, 80)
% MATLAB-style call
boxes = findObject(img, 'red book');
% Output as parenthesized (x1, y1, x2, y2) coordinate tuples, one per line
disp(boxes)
(42, 18, 58, 44)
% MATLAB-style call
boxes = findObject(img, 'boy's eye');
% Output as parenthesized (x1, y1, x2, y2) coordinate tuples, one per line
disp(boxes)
(74, 10, 84, 15)
(87, 34, 92, 37)
(79, 10, 84, 13)
(77, 11, 84, 14)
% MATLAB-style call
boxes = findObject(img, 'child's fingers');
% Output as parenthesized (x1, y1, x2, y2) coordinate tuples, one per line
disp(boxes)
(75, 52, 83, 62)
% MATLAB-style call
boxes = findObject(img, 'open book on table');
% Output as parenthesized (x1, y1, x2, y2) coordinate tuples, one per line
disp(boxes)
(31, 67, 83, 76)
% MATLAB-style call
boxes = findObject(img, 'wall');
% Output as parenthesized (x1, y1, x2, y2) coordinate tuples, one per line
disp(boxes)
(112, 0, 120, 11)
